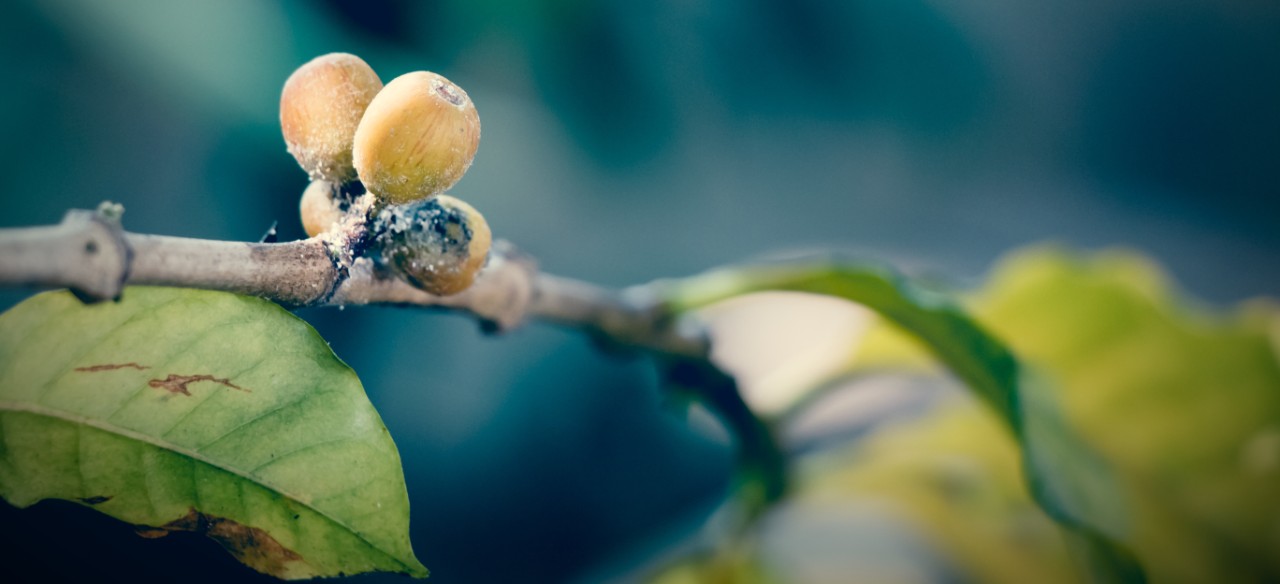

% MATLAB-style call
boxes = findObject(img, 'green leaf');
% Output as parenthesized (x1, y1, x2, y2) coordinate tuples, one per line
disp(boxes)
(968, 247, 1280, 583)
(665, 258, 1144, 582)
(0, 287, 428, 580)
(666, 262, 1020, 421)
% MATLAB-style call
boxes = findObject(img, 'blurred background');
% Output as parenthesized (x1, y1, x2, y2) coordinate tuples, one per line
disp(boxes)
(0, 1, 1276, 582)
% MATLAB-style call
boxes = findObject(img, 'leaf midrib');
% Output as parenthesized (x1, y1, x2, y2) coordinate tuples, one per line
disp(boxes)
(0, 399, 412, 572)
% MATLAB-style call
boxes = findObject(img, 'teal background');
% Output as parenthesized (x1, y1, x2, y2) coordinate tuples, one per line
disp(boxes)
(0, 1, 1276, 582)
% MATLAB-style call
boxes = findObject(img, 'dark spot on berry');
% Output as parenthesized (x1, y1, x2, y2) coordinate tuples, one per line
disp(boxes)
(434, 81, 465, 106)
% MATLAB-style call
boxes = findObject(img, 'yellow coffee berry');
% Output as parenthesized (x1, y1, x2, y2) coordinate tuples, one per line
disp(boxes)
(353, 71, 481, 205)
(299, 180, 343, 238)
(280, 53, 383, 183)
(373, 194, 492, 295)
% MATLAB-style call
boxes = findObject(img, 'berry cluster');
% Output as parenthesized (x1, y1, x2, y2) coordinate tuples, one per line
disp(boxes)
(280, 53, 491, 296)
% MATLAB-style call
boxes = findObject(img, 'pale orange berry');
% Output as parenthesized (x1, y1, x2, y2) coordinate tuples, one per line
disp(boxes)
(280, 53, 383, 183)
(298, 180, 344, 238)
(353, 71, 481, 205)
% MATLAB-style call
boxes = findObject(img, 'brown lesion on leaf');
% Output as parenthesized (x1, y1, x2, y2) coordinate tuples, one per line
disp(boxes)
(135, 526, 169, 539)
(147, 374, 251, 396)
(73, 364, 251, 397)
(136, 508, 303, 577)
(74, 362, 150, 372)
(77, 495, 112, 505)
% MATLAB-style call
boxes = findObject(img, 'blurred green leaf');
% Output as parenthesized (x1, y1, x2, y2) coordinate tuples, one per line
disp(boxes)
(805, 400, 1081, 584)
(649, 552, 777, 584)
(665, 257, 1144, 582)
(667, 262, 1020, 419)
(0, 287, 427, 580)
(842, 246, 1280, 583)
(971, 248, 1280, 583)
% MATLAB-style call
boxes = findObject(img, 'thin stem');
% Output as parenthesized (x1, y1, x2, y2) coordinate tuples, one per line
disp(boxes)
(662, 358, 788, 516)
(127, 234, 338, 305)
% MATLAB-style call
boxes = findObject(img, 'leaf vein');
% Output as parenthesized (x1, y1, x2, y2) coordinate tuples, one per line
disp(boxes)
(249, 435, 363, 474)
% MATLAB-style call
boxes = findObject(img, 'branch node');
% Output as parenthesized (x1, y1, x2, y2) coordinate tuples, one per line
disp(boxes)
(473, 240, 536, 332)
(61, 207, 132, 302)
(94, 200, 126, 223)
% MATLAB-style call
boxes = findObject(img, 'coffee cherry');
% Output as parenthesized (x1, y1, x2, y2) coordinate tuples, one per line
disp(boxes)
(299, 180, 344, 238)
(374, 195, 491, 295)
(280, 53, 383, 183)
(353, 71, 481, 205)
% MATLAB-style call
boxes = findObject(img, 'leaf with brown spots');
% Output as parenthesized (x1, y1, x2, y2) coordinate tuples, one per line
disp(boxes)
(147, 373, 250, 396)
(74, 362, 150, 372)
(147, 508, 303, 576)
(0, 287, 427, 579)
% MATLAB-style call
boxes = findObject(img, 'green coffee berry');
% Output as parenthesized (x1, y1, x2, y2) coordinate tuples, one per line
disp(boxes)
(373, 194, 491, 295)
